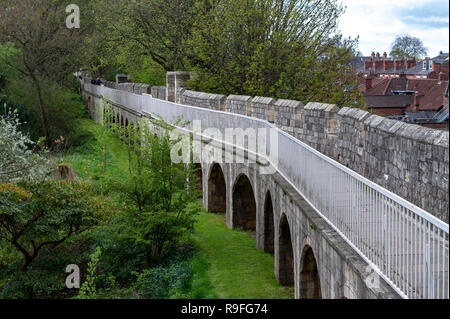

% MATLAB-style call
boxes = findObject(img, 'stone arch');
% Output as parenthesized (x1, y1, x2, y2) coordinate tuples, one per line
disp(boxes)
(263, 190, 274, 253)
(299, 245, 322, 299)
(208, 163, 226, 213)
(115, 113, 120, 130)
(278, 214, 294, 286)
(232, 174, 256, 231)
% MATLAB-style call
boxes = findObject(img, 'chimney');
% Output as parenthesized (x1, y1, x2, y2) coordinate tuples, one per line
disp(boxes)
(365, 75, 373, 92)
(433, 61, 441, 72)
(425, 57, 431, 70)
(406, 58, 416, 70)
(374, 54, 383, 71)
(384, 59, 394, 71)
(364, 60, 373, 71)
(413, 91, 420, 112)
(394, 60, 403, 70)
(371, 51, 376, 61)
(383, 52, 388, 59)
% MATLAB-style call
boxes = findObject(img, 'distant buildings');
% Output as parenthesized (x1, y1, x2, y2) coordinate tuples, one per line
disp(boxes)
(352, 51, 449, 130)
(354, 51, 449, 80)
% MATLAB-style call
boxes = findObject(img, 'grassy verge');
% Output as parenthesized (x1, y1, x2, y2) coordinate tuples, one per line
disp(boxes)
(194, 212, 294, 299)
(63, 118, 129, 183)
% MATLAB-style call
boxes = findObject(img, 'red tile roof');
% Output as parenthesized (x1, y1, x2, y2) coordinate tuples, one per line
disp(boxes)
(416, 81, 448, 110)
(364, 78, 448, 112)
(365, 78, 390, 95)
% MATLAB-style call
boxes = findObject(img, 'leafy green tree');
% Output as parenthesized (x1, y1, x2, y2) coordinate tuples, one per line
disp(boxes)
(90, 0, 198, 75)
(0, 180, 104, 271)
(0, 0, 92, 147)
(104, 115, 201, 265)
(390, 34, 428, 59)
(188, 0, 363, 107)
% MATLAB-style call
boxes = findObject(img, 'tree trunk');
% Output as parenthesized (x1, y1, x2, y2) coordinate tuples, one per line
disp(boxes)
(20, 251, 37, 271)
(31, 76, 51, 147)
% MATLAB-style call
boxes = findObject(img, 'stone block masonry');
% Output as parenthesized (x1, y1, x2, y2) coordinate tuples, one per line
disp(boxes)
(182, 90, 227, 111)
(166, 72, 192, 102)
(89, 74, 449, 223)
(175, 88, 449, 223)
(226, 95, 253, 116)
(251, 96, 276, 122)
(81, 78, 443, 299)
(274, 99, 304, 135)
(151, 86, 167, 100)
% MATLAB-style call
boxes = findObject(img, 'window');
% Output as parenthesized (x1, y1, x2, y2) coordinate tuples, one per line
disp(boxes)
(423, 61, 427, 70)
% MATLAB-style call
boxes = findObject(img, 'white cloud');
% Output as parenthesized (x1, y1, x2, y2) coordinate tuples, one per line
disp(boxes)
(339, 0, 449, 57)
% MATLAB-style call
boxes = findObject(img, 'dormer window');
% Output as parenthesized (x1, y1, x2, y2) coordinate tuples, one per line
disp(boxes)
(423, 61, 427, 70)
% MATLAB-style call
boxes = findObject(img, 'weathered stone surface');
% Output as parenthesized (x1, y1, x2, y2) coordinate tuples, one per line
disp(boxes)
(151, 86, 167, 100)
(226, 95, 253, 116)
(182, 90, 227, 111)
(85, 75, 450, 223)
(82, 81, 415, 299)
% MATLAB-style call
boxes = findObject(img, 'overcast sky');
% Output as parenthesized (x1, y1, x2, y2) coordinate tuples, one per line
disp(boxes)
(339, 0, 449, 57)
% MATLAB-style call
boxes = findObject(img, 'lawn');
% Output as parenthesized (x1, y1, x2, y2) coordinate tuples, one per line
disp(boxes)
(194, 212, 294, 299)
(64, 118, 294, 299)
(63, 118, 129, 183)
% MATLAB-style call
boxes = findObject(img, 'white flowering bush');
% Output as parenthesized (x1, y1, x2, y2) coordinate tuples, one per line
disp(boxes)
(0, 105, 49, 182)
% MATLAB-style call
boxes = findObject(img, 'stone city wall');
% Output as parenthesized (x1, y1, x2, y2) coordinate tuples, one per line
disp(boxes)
(173, 89, 448, 222)
(85, 76, 449, 222)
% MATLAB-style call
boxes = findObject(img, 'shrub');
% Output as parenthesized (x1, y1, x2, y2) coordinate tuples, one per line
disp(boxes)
(0, 106, 49, 183)
(132, 261, 193, 299)
(0, 180, 108, 272)
(105, 116, 201, 265)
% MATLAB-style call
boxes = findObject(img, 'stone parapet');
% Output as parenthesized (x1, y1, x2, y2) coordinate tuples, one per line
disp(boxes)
(82, 75, 449, 222)
(151, 86, 167, 100)
(182, 90, 227, 111)
(226, 95, 253, 116)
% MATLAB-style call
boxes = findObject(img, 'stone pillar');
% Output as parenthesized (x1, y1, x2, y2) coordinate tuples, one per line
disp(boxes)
(166, 71, 192, 102)
(115, 74, 130, 85)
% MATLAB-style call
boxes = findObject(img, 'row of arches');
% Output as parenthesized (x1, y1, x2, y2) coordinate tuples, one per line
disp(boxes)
(102, 107, 141, 148)
(202, 163, 322, 298)
(93, 101, 322, 299)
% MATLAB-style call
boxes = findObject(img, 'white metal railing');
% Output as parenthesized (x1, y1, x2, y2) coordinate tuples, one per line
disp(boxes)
(83, 83, 449, 299)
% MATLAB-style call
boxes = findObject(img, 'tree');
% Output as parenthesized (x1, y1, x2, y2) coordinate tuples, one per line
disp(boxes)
(0, 0, 91, 147)
(0, 180, 104, 271)
(390, 34, 428, 59)
(187, 0, 363, 107)
(104, 114, 200, 265)
(91, 0, 198, 73)
(0, 106, 49, 183)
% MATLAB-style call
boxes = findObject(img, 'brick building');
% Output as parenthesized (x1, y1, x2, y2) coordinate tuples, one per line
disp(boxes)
(362, 76, 449, 129)
(354, 51, 449, 80)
